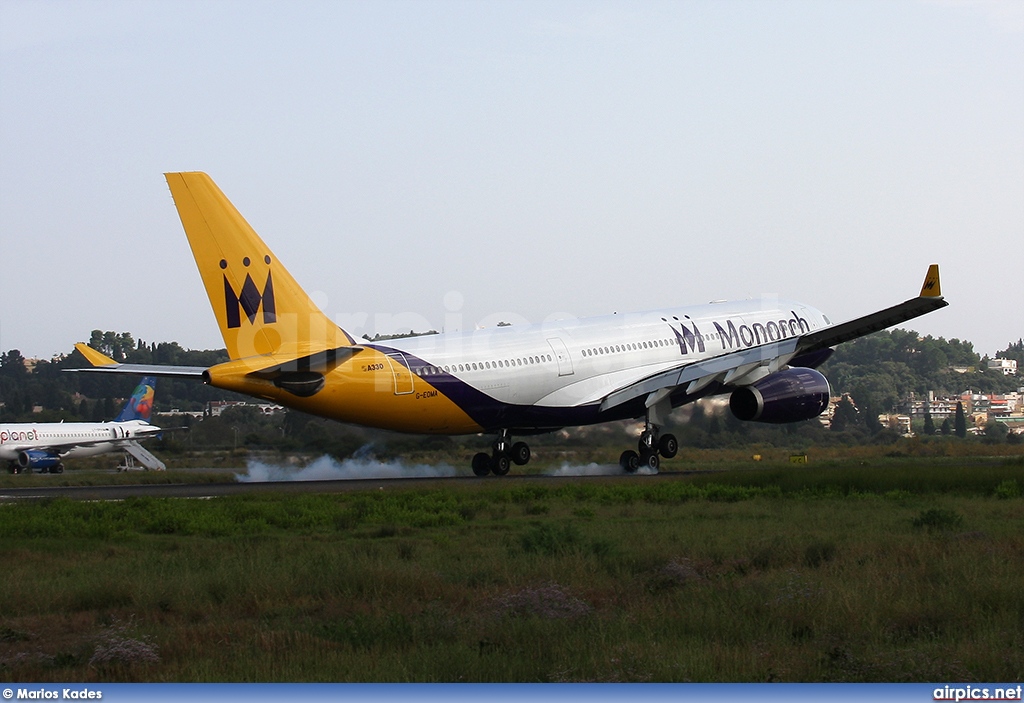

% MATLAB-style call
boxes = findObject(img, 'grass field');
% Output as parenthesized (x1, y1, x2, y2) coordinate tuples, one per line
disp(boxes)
(1, 455, 1021, 682)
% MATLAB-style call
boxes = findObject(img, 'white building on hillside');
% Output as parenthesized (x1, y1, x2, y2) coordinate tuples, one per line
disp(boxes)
(988, 358, 1018, 376)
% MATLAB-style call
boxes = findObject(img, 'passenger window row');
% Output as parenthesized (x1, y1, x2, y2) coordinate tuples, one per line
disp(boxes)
(581, 339, 674, 358)
(414, 354, 554, 376)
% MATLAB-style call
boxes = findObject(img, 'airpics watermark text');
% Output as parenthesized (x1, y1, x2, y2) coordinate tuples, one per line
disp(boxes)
(934, 685, 1023, 701)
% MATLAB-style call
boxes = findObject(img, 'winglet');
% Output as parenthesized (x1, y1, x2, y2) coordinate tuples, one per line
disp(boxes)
(919, 264, 941, 298)
(75, 342, 119, 367)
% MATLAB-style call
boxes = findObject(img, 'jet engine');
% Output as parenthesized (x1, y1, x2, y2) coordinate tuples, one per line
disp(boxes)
(729, 367, 831, 424)
(17, 449, 62, 470)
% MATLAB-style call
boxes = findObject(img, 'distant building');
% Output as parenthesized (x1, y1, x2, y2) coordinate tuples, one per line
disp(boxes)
(883, 414, 912, 436)
(995, 416, 1024, 435)
(158, 408, 204, 419)
(821, 393, 857, 429)
(901, 390, 1023, 429)
(989, 396, 1011, 416)
(967, 392, 990, 415)
(206, 400, 285, 417)
(903, 391, 955, 419)
(988, 358, 1018, 376)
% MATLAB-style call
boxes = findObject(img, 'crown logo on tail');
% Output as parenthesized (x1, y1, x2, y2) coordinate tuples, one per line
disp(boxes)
(223, 256, 277, 329)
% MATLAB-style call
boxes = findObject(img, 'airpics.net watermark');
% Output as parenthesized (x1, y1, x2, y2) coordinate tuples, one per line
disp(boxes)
(330, 289, 557, 339)
(327, 290, 794, 339)
(934, 685, 1023, 701)
(3, 690, 101, 700)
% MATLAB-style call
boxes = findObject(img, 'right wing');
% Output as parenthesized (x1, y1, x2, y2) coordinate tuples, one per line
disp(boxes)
(792, 264, 945, 355)
(600, 264, 947, 413)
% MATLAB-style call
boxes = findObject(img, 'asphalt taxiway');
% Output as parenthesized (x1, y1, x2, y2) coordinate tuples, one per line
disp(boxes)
(0, 470, 687, 502)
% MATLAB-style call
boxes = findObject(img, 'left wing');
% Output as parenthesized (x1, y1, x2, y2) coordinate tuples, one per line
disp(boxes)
(600, 264, 947, 413)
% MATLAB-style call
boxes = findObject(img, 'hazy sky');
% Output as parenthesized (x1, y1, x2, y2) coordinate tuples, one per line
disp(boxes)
(1, 0, 1021, 360)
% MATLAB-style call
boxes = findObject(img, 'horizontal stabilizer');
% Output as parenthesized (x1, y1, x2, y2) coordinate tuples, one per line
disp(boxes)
(65, 363, 208, 378)
(67, 343, 207, 378)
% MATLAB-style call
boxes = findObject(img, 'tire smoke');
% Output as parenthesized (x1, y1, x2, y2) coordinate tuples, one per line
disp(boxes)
(236, 447, 457, 482)
(545, 462, 657, 477)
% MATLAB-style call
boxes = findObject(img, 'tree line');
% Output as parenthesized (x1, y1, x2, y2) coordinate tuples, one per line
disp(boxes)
(820, 330, 1022, 413)
(0, 331, 246, 423)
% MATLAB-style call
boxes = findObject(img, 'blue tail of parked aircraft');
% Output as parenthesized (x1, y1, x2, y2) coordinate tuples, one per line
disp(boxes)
(113, 377, 157, 422)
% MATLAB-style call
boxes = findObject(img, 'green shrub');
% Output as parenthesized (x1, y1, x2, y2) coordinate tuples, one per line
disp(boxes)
(994, 480, 1020, 499)
(517, 522, 583, 556)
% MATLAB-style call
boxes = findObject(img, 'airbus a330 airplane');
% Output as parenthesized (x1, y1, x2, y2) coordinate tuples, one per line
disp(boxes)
(1, 374, 165, 473)
(70, 172, 948, 475)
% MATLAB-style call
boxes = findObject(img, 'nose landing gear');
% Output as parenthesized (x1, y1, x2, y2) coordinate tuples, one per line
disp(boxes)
(471, 429, 531, 476)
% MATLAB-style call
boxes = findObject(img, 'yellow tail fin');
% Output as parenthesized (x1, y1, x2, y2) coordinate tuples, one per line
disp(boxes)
(165, 172, 354, 360)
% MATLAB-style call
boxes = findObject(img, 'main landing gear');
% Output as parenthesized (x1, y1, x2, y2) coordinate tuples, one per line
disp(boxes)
(619, 421, 677, 473)
(471, 429, 531, 477)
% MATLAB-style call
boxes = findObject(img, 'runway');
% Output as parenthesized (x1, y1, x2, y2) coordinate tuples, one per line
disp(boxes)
(0, 469, 687, 502)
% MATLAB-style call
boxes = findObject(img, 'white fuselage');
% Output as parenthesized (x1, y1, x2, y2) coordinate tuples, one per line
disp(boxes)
(380, 298, 828, 410)
(0, 420, 161, 461)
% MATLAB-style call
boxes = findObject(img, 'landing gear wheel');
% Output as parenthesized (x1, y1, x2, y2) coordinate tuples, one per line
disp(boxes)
(491, 453, 511, 476)
(510, 442, 531, 466)
(52, 463, 64, 474)
(640, 451, 660, 471)
(658, 433, 678, 459)
(619, 450, 639, 473)
(472, 452, 491, 476)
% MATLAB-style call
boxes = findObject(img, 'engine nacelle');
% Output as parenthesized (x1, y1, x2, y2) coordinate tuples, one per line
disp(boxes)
(729, 367, 831, 424)
(17, 449, 62, 470)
